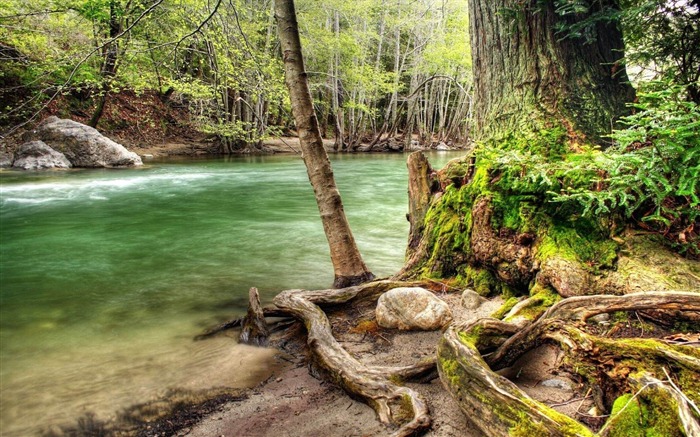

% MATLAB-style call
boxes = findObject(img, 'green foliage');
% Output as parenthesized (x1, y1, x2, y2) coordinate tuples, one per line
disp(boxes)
(481, 82, 698, 258)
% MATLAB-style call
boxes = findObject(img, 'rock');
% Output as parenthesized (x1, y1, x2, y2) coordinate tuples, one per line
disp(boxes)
(26, 116, 142, 168)
(540, 378, 572, 390)
(461, 288, 486, 310)
(12, 141, 71, 170)
(0, 149, 13, 168)
(408, 140, 423, 151)
(589, 313, 610, 325)
(387, 139, 404, 152)
(436, 141, 449, 151)
(376, 287, 452, 330)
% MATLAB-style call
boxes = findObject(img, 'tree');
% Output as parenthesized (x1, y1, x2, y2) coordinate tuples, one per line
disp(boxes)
(469, 0, 635, 145)
(397, 0, 700, 434)
(274, 0, 374, 288)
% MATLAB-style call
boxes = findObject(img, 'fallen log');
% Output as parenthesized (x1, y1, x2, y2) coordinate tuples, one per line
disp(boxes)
(438, 326, 595, 437)
(440, 291, 700, 435)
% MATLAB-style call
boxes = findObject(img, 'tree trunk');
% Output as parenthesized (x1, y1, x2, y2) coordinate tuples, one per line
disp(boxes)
(274, 0, 374, 288)
(395, 1, 700, 434)
(469, 0, 635, 144)
(88, 0, 121, 128)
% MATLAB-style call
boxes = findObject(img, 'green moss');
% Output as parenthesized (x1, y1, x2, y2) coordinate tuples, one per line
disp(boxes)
(607, 394, 645, 437)
(606, 390, 683, 437)
(536, 221, 618, 272)
(462, 266, 496, 296)
(457, 326, 482, 346)
(491, 297, 521, 320)
(498, 126, 569, 159)
(508, 412, 550, 437)
(504, 286, 561, 321)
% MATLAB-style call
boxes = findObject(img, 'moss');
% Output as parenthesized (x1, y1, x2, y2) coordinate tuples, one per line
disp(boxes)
(508, 412, 551, 437)
(498, 126, 569, 159)
(457, 325, 483, 346)
(462, 266, 497, 296)
(491, 297, 520, 320)
(607, 394, 645, 437)
(489, 192, 540, 232)
(504, 286, 561, 322)
(536, 221, 618, 272)
(419, 184, 474, 280)
(393, 393, 416, 423)
(606, 390, 683, 437)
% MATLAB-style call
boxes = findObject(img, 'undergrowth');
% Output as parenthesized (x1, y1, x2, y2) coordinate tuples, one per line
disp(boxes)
(487, 82, 699, 258)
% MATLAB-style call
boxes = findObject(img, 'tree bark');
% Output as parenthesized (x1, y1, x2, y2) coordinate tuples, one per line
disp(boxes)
(469, 0, 635, 144)
(272, 280, 433, 436)
(239, 287, 270, 346)
(274, 0, 374, 288)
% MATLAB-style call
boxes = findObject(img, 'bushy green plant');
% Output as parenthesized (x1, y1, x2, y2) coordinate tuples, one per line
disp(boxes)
(487, 81, 699, 258)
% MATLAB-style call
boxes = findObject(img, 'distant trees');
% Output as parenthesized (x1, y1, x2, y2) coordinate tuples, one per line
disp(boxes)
(0, 0, 472, 150)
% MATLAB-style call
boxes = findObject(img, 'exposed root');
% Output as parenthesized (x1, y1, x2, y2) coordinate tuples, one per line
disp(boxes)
(440, 291, 700, 435)
(273, 280, 434, 436)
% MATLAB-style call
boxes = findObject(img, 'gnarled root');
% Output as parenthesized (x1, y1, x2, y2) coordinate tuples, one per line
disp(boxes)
(273, 280, 434, 437)
(440, 291, 700, 436)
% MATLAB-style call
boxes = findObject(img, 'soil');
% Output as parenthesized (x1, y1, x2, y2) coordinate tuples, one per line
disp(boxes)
(152, 289, 593, 437)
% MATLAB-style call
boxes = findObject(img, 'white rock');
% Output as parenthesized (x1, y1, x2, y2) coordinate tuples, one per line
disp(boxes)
(461, 288, 486, 310)
(12, 141, 71, 170)
(27, 116, 142, 168)
(376, 287, 452, 331)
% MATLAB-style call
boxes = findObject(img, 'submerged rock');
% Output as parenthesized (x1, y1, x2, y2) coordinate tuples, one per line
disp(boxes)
(25, 116, 142, 168)
(376, 287, 452, 330)
(12, 141, 71, 170)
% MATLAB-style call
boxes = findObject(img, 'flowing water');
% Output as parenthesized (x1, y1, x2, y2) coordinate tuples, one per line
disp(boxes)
(0, 151, 463, 436)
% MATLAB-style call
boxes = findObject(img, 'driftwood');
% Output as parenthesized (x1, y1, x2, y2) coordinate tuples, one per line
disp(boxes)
(439, 291, 700, 436)
(272, 280, 434, 437)
(239, 287, 270, 346)
(194, 307, 289, 341)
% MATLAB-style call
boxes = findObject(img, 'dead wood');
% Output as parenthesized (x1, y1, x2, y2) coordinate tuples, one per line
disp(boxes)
(193, 307, 289, 341)
(239, 287, 270, 347)
(272, 280, 434, 437)
(439, 290, 700, 436)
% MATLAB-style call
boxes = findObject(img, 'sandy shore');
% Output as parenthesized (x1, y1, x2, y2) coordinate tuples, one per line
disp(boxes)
(161, 289, 588, 437)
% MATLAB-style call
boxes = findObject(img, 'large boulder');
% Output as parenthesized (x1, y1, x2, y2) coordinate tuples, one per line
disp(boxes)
(26, 116, 142, 168)
(12, 141, 71, 170)
(376, 287, 452, 331)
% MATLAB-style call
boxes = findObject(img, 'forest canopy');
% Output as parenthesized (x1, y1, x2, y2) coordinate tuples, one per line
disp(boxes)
(0, 0, 472, 151)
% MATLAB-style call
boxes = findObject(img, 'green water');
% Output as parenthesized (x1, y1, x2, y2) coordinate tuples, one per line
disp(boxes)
(0, 151, 463, 435)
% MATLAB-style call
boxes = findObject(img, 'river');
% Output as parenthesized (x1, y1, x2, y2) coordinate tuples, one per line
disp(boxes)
(0, 151, 463, 436)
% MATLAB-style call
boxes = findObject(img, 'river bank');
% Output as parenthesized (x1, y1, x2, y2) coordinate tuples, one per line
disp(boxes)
(147, 284, 589, 437)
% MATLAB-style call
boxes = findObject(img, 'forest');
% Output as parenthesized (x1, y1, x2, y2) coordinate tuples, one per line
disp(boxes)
(0, 0, 471, 152)
(1, 0, 700, 436)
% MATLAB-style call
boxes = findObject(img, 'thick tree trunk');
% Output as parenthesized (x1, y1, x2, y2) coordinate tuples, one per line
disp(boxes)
(469, 0, 635, 144)
(274, 0, 374, 288)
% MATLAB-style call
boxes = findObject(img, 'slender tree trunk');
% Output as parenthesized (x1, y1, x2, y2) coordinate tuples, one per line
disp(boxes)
(469, 0, 635, 144)
(274, 0, 374, 288)
(88, 0, 121, 128)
